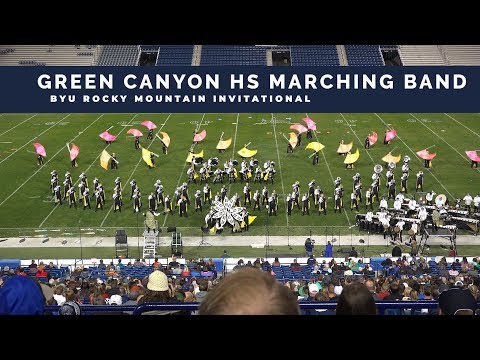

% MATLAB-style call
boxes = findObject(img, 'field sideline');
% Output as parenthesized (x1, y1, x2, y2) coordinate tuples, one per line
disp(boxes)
(0, 112, 479, 240)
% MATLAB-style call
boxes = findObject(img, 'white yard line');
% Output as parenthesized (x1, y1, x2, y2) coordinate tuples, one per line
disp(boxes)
(0, 114, 105, 208)
(443, 113, 480, 139)
(39, 114, 139, 228)
(374, 113, 455, 199)
(306, 113, 351, 226)
(271, 113, 289, 226)
(227, 113, 240, 194)
(161, 113, 205, 228)
(0, 114, 37, 137)
(0, 114, 70, 166)
(409, 113, 480, 173)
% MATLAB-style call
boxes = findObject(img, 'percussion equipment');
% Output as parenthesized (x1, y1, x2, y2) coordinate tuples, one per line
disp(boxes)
(394, 226, 400, 234)
(447, 209, 468, 217)
(232, 159, 239, 166)
(194, 157, 204, 164)
(403, 155, 411, 163)
(374, 164, 383, 174)
(435, 194, 446, 207)
(252, 159, 259, 166)
(408, 229, 415, 236)
(388, 162, 396, 170)
(209, 157, 219, 166)
(383, 224, 389, 230)
(451, 216, 479, 234)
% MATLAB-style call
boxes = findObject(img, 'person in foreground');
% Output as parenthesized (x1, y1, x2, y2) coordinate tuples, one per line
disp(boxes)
(335, 283, 377, 315)
(198, 267, 300, 315)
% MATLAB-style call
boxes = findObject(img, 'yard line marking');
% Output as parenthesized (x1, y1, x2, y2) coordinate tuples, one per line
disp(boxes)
(0, 114, 105, 208)
(101, 113, 172, 227)
(374, 113, 455, 199)
(227, 113, 240, 194)
(0, 114, 70, 165)
(0, 114, 37, 137)
(39, 114, 138, 228)
(271, 113, 289, 226)
(443, 113, 480, 139)
(162, 113, 205, 228)
(410, 113, 480, 173)
(306, 113, 351, 227)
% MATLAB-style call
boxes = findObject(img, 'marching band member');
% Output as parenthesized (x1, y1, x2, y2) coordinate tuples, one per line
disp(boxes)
(187, 167, 196, 184)
(178, 196, 188, 217)
(115, 177, 122, 194)
(130, 179, 137, 198)
(67, 187, 77, 208)
(408, 196, 417, 217)
(148, 192, 156, 211)
(113, 189, 122, 212)
(254, 166, 262, 183)
(474, 193, 480, 214)
(253, 190, 261, 211)
(353, 173, 361, 189)
(149, 152, 155, 168)
(425, 190, 435, 206)
(98, 183, 105, 204)
(181, 182, 190, 205)
(463, 193, 473, 215)
(379, 197, 388, 211)
(410, 222, 418, 242)
(372, 179, 379, 203)
(291, 191, 299, 210)
(83, 187, 91, 210)
(111, 153, 118, 170)
(396, 219, 405, 242)
(401, 173, 408, 194)
(418, 206, 428, 233)
(286, 194, 292, 216)
(396, 191, 405, 204)
(301, 193, 310, 215)
(162, 141, 168, 155)
(393, 197, 402, 212)
(365, 210, 373, 233)
(364, 135, 370, 149)
(386, 168, 394, 187)
(195, 190, 202, 212)
(63, 178, 71, 200)
(163, 194, 172, 215)
(147, 129, 153, 140)
(287, 142, 293, 153)
(416, 171, 424, 192)
(233, 193, 240, 207)
(220, 185, 228, 201)
(213, 168, 223, 184)
(312, 151, 319, 165)
(243, 182, 251, 206)
(200, 164, 208, 184)
(365, 187, 373, 211)
(79, 172, 88, 188)
(334, 192, 342, 213)
(261, 186, 269, 205)
(308, 180, 316, 200)
(318, 193, 327, 215)
(350, 190, 359, 211)
(78, 182, 85, 202)
(94, 189, 104, 211)
(37, 154, 44, 166)
(132, 188, 141, 213)
(203, 184, 212, 205)
(388, 179, 396, 200)
(355, 183, 363, 204)
(214, 192, 221, 203)
(267, 194, 277, 216)
(134, 137, 140, 149)
(314, 186, 322, 205)
(54, 184, 62, 205)
(155, 180, 164, 205)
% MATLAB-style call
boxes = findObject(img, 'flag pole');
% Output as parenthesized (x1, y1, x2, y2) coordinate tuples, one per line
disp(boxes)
(425, 145, 436, 150)
(105, 126, 114, 131)
(66, 143, 70, 152)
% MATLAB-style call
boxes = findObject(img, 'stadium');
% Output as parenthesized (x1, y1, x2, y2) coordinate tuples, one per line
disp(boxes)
(0, 44, 479, 315)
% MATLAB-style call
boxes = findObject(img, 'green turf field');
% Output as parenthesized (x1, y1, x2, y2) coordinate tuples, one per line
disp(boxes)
(0, 112, 479, 238)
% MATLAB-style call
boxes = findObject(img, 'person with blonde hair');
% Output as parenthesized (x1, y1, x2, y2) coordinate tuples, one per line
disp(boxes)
(198, 267, 300, 315)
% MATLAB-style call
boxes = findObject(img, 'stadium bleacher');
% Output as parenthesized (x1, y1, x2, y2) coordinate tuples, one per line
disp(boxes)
(344, 45, 384, 66)
(290, 45, 339, 66)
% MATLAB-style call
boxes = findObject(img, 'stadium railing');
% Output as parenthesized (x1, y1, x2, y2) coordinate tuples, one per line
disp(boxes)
(43, 301, 479, 315)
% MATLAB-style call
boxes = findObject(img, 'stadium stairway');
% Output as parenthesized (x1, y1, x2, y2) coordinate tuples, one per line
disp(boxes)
(398, 45, 445, 66)
(442, 45, 480, 65)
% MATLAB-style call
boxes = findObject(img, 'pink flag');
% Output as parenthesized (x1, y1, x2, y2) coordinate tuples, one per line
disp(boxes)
(193, 129, 207, 142)
(416, 149, 437, 160)
(127, 128, 143, 137)
(70, 144, 79, 161)
(466, 150, 480, 162)
(302, 118, 317, 131)
(368, 132, 378, 146)
(289, 123, 308, 134)
(99, 131, 117, 142)
(32, 143, 46, 157)
(141, 120, 157, 130)
(385, 129, 397, 142)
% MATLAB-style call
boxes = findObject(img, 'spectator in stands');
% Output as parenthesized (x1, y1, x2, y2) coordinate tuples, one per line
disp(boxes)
(137, 270, 183, 315)
(97, 259, 106, 270)
(336, 283, 377, 315)
(290, 259, 301, 272)
(29, 259, 38, 270)
(58, 301, 81, 315)
(116, 259, 125, 269)
(46, 261, 56, 269)
(0, 276, 45, 315)
(198, 267, 300, 315)
(438, 285, 477, 315)
(35, 267, 48, 278)
(233, 259, 245, 271)
(325, 241, 333, 257)
(152, 257, 161, 268)
(365, 278, 381, 301)
(383, 282, 403, 301)
(272, 257, 281, 267)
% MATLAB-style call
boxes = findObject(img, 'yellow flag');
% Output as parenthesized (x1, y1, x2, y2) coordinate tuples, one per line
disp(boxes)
(210, 227, 216, 233)
(142, 147, 154, 167)
(100, 149, 111, 170)
(248, 215, 257, 225)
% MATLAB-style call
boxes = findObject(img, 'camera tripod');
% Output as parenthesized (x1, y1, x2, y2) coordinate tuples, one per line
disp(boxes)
(198, 228, 212, 247)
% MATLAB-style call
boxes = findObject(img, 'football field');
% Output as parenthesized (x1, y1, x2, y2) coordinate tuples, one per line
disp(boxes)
(0, 112, 479, 239)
